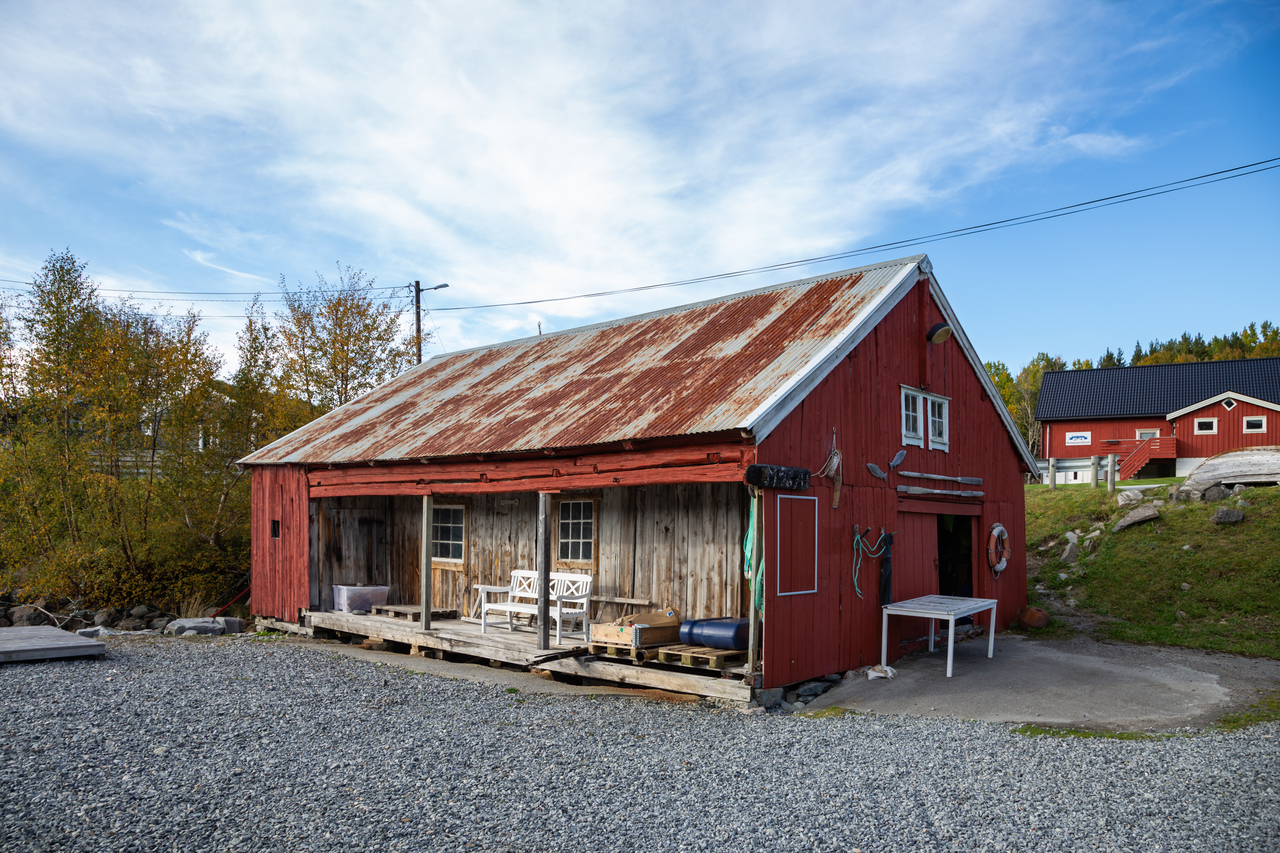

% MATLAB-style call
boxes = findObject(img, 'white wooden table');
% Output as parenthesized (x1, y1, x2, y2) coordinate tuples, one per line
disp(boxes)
(881, 595, 997, 677)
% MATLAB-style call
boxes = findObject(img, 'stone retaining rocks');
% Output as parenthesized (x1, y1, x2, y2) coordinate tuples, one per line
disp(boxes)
(1211, 507, 1245, 525)
(1112, 505, 1159, 533)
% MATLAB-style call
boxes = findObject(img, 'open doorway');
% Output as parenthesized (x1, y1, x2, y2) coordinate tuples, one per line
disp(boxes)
(936, 514, 974, 620)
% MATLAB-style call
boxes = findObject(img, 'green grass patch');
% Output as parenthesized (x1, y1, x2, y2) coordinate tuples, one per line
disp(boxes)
(1012, 724, 1168, 740)
(1004, 617, 1078, 641)
(1216, 689, 1280, 731)
(799, 706, 858, 719)
(1025, 484, 1280, 658)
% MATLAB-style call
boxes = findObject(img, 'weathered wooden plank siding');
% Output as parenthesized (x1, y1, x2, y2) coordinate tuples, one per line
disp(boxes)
(302, 483, 746, 624)
(757, 277, 1028, 688)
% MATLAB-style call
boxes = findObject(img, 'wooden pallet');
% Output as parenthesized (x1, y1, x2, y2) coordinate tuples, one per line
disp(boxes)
(655, 644, 745, 669)
(587, 642, 662, 664)
(370, 604, 459, 622)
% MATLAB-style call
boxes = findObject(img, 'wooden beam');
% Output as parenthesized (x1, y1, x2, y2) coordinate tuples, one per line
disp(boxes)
(420, 494, 432, 630)
(536, 492, 551, 651)
(896, 498, 981, 516)
(309, 461, 750, 498)
(536, 656, 751, 702)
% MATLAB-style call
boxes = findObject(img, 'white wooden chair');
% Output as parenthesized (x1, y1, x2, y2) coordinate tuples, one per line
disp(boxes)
(548, 572, 592, 644)
(479, 570, 593, 645)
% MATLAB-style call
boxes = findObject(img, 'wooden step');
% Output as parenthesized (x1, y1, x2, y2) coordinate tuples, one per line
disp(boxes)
(369, 604, 459, 622)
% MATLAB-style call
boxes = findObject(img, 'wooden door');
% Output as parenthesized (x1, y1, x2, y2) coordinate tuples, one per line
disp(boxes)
(889, 511, 941, 655)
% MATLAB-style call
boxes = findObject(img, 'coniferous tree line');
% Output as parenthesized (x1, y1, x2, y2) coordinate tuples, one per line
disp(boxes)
(986, 320, 1278, 458)
(0, 250, 416, 608)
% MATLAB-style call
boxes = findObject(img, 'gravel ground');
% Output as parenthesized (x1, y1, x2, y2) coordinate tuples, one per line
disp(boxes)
(2, 635, 1277, 853)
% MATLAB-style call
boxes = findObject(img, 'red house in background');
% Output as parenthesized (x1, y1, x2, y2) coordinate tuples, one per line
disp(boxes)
(240, 254, 1036, 692)
(1035, 358, 1280, 482)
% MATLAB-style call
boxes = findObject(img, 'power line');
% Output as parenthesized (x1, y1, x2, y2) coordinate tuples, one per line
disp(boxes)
(1, 156, 1275, 315)
(429, 156, 1280, 312)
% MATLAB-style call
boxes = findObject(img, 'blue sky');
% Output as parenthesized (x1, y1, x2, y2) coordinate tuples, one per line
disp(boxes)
(1, 1, 1277, 375)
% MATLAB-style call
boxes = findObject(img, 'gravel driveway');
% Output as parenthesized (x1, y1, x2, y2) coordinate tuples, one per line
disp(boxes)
(2, 635, 1277, 852)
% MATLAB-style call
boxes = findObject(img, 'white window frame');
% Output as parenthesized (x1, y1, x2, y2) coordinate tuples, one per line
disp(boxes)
(1136, 429, 1160, 440)
(555, 498, 597, 566)
(928, 397, 949, 452)
(1243, 415, 1267, 434)
(1221, 398, 1237, 411)
(1193, 417, 1218, 435)
(902, 386, 950, 452)
(431, 504, 466, 563)
(901, 388, 923, 448)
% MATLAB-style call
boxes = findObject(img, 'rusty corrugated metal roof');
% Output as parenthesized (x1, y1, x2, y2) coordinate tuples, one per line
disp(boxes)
(239, 256, 926, 465)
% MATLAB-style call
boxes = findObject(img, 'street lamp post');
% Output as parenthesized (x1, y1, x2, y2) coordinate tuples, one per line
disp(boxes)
(414, 281, 449, 364)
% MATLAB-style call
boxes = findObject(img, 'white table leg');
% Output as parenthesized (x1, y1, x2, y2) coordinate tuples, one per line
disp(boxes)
(946, 617, 956, 677)
(881, 608, 889, 667)
(927, 618, 935, 652)
(987, 602, 996, 659)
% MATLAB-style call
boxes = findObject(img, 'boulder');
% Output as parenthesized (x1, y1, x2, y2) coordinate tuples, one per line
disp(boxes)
(129, 605, 152, 619)
(93, 609, 117, 627)
(9, 605, 45, 626)
(163, 617, 225, 636)
(149, 616, 172, 631)
(1083, 530, 1101, 540)
(116, 617, 147, 631)
(1211, 507, 1245, 525)
(1060, 542, 1081, 564)
(0, 618, 10, 628)
(215, 616, 246, 634)
(1117, 490, 1143, 507)
(754, 687, 783, 709)
(1112, 505, 1160, 533)
(1232, 484, 1247, 496)
(796, 681, 830, 699)
(77, 626, 111, 638)
(1204, 486, 1229, 502)
(1064, 531, 1079, 544)
(1017, 607, 1050, 629)
(1237, 500, 1251, 508)
(1152, 499, 1165, 507)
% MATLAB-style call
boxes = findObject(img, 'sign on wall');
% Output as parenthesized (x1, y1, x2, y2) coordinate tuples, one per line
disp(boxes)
(1065, 431, 1091, 445)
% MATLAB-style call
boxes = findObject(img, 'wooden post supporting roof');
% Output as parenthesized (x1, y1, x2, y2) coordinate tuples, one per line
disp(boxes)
(1090, 455, 1099, 489)
(536, 492, 551, 651)
(420, 494, 432, 631)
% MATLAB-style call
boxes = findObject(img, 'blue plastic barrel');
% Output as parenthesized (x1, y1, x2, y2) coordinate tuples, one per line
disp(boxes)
(679, 617, 750, 650)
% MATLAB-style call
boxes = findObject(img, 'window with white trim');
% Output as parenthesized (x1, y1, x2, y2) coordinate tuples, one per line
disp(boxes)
(1194, 418, 1217, 435)
(431, 505, 465, 561)
(557, 500, 595, 562)
(901, 389, 923, 447)
(929, 398, 949, 451)
(901, 386, 949, 452)
(1243, 415, 1266, 433)
(1221, 398, 1237, 411)
(1137, 429, 1159, 440)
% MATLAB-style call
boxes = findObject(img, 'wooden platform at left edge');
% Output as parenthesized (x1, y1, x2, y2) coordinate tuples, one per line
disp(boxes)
(0, 626, 106, 663)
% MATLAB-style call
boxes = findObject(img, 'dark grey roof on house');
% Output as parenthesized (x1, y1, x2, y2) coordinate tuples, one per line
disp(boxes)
(1035, 357, 1280, 420)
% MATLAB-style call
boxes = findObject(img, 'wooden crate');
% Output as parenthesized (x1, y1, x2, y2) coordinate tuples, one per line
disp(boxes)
(589, 621, 680, 649)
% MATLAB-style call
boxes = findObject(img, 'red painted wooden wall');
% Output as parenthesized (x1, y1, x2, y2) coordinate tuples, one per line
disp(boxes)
(1171, 399, 1279, 458)
(1042, 417, 1170, 459)
(757, 277, 1028, 688)
(251, 465, 310, 622)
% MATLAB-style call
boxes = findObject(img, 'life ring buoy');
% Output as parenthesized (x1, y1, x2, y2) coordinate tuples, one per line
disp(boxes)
(987, 523, 1011, 575)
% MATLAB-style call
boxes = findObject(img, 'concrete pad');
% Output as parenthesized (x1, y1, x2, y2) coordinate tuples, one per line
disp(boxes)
(805, 634, 1280, 730)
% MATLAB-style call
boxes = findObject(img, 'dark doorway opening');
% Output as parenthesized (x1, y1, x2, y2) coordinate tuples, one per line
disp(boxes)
(936, 514, 974, 622)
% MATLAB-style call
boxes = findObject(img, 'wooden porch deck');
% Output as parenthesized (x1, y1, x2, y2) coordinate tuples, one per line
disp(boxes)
(261, 610, 752, 701)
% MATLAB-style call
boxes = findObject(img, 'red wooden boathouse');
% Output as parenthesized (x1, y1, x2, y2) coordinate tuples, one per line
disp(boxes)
(240, 255, 1036, 690)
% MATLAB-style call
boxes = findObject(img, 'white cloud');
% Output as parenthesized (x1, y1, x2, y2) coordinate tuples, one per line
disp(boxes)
(182, 250, 274, 283)
(0, 0, 1269, 362)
